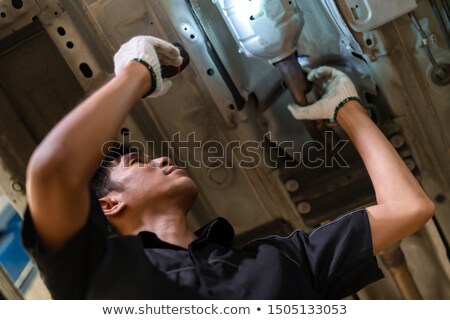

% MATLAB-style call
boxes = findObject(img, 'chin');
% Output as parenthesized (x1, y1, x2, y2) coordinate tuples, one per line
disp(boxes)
(185, 178, 199, 205)
(176, 176, 198, 211)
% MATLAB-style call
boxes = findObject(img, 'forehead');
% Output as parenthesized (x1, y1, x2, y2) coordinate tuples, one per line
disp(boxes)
(111, 152, 147, 166)
(108, 151, 151, 170)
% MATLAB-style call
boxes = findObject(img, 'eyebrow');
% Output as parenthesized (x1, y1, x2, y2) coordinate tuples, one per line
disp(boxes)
(123, 152, 139, 164)
(123, 152, 140, 161)
(123, 152, 150, 165)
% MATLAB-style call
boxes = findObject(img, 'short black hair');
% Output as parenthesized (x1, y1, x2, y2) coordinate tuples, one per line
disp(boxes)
(89, 142, 139, 198)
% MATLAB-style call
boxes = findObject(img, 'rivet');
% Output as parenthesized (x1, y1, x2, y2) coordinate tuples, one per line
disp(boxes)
(12, 181, 24, 193)
(285, 179, 299, 192)
(297, 201, 311, 215)
(390, 134, 405, 149)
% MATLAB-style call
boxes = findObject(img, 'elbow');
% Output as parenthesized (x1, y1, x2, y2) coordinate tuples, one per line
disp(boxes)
(27, 145, 66, 178)
(410, 196, 435, 227)
(422, 197, 436, 220)
(26, 145, 76, 189)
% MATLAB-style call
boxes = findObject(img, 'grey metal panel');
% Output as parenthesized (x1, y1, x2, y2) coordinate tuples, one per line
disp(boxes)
(0, 20, 85, 181)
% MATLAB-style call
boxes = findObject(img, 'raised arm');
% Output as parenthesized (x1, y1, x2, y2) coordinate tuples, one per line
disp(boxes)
(26, 36, 182, 251)
(288, 66, 435, 255)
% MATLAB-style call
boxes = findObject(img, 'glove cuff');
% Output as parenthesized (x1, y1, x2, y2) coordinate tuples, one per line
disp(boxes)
(333, 96, 360, 121)
(132, 58, 158, 98)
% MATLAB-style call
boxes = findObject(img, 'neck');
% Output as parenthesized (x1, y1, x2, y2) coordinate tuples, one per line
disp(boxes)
(137, 208, 197, 249)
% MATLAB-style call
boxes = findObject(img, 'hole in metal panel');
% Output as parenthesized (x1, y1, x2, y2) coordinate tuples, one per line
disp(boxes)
(11, 0, 23, 9)
(435, 194, 446, 203)
(351, 51, 366, 62)
(0, 19, 86, 181)
(79, 63, 93, 78)
(57, 27, 66, 36)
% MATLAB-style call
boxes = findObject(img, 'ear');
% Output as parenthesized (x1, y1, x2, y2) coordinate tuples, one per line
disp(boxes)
(98, 196, 126, 217)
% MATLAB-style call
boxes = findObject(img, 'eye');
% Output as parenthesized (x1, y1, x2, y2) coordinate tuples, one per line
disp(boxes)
(138, 155, 147, 164)
(128, 155, 140, 166)
(129, 154, 148, 166)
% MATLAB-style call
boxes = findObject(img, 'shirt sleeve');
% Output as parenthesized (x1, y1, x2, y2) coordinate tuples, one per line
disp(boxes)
(272, 209, 384, 299)
(21, 191, 109, 299)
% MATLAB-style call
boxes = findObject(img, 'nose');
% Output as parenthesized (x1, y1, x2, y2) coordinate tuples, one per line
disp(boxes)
(150, 157, 173, 168)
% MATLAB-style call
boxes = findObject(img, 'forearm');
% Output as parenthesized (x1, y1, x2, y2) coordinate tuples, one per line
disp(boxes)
(288, 65, 434, 254)
(336, 102, 429, 206)
(337, 102, 434, 253)
(28, 62, 150, 185)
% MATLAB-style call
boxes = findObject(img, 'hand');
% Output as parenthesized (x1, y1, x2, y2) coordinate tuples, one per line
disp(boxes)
(114, 36, 183, 98)
(287, 66, 359, 121)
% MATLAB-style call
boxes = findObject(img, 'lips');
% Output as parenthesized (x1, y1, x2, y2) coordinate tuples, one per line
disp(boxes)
(166, 166, 184, 175)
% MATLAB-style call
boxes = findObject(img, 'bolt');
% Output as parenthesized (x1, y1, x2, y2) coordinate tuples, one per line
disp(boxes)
(390, 134, 405, 149)
(430, 63, 450, 86)
(209, 166, 228, 185)
(368, 53, 377, 62)
(297, 201, 311, 215)
(435, 67, 448, 79)
(285, 179, 299, 192)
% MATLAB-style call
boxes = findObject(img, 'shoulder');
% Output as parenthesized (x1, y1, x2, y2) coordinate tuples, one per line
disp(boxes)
(21, 191, 111, 299)
(245, 209, 370, 248)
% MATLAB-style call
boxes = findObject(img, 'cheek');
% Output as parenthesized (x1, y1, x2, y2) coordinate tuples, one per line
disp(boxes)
(129, 171, 168, 194)
(121, 176, 164, 207)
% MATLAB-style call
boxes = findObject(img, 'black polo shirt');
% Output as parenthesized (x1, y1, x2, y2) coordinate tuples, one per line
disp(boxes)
(22, 192, 383, 299)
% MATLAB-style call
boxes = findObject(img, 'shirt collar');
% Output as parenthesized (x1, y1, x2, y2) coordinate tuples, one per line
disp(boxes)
(193, 217, 235, 247)
(138, 217, 235, 249)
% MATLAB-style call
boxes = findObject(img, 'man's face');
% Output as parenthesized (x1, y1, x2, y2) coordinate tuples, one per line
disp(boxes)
(108, 152, 198, 214)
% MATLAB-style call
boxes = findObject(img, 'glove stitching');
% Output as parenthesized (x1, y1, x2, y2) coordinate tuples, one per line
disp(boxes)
(132, 58, 158, 98)
(333, 96, 360, 121)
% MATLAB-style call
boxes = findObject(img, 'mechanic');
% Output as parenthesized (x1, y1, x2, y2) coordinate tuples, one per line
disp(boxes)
(22, 36, 435, 299)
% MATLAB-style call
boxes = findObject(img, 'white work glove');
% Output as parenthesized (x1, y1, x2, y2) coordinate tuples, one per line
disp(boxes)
(288, 66, 360, 121)
(114, 35, 183, 98)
